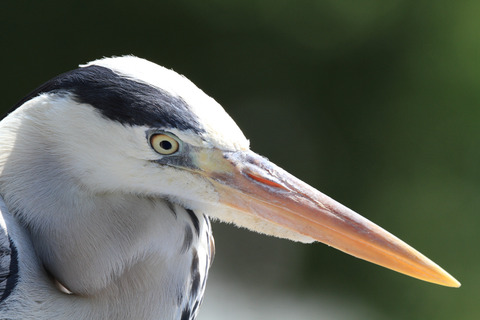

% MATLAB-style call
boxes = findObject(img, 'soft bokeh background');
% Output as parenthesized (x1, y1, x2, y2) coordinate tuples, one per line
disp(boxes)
(1, 1, 477, 319)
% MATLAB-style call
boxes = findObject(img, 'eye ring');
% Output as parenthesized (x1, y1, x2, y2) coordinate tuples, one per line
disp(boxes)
(150, 133, 180, 155)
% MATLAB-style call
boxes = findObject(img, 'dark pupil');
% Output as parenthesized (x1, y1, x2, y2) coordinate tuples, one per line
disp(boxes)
(159, 140, 172, 150)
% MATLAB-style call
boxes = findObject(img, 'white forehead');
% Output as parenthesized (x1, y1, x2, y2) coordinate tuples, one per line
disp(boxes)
(83, 56, 249, 151)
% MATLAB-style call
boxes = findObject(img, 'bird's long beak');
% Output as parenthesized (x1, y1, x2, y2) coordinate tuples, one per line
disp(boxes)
(195, 148, 460, 287)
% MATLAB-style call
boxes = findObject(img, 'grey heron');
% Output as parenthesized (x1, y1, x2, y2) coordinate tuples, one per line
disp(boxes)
(0, 56, 459, 320)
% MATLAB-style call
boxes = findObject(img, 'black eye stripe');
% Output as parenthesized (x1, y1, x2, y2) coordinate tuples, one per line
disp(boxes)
(7, 65, 206, 134)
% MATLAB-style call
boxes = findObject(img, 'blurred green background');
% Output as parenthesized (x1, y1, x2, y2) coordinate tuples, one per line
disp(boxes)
(1, 1, 477, 319)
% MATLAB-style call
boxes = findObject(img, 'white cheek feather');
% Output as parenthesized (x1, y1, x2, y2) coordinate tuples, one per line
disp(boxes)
(84, 56, 250, 152)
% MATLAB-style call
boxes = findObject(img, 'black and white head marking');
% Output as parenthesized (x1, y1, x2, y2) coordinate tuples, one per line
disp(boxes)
(10, 65, 204, 133)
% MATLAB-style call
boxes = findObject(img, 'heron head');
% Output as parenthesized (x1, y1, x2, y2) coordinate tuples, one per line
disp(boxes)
(1, 56, 460, 288)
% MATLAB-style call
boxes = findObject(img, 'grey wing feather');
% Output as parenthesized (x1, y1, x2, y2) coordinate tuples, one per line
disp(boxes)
(0, 200, 19, 304)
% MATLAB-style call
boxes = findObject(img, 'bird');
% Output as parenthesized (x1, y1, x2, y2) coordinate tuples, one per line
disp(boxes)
(0, 56, 459, 320)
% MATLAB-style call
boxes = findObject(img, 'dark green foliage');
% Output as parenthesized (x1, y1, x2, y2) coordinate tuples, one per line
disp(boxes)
(1, 1, 475, 319)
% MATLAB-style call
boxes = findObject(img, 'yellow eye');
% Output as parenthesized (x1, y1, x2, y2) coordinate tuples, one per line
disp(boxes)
(150, 134, 180, 155)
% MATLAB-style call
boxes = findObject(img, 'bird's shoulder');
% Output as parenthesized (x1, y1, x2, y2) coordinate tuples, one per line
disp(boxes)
(0, 197, 19, 305)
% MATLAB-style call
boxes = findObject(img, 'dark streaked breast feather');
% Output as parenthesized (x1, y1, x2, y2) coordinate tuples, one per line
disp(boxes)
(186, 209, 200, 236)
(0, 214, 19, 304)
